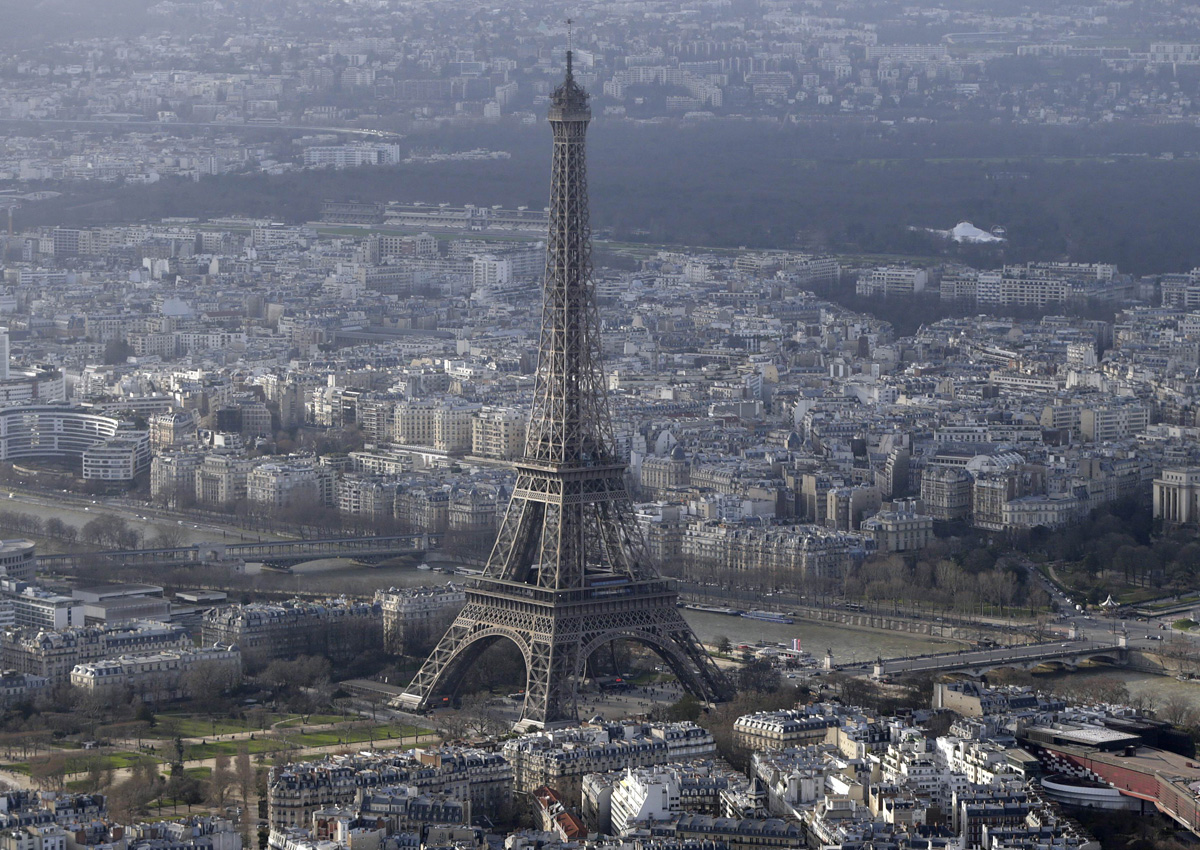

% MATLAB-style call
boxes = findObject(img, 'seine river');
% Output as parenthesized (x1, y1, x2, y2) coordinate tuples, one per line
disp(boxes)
(1038, 666, 1200, 708)
(680, 608, 961, 662)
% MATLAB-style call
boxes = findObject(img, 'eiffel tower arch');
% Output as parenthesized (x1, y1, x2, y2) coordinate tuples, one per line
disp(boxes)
(397, 54, 733, 728)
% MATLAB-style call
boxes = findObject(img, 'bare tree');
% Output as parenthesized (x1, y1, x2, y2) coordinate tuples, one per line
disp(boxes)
(208, 753, 234, 809)
(1158, 693, 1199, 728)
(29, 753, 67, 791)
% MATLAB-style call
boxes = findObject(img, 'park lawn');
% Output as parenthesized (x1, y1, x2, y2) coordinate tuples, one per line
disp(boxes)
(63, 750, 161, 774)
(153, 712, 312, 738)
(6, 749, 161, 777)
(275, 714, 349, 729)
(286, 724, 426, 748)
(1115, 587, 1171, 605)
(151, 715, 260, 738)
(184, 737, 284, 761)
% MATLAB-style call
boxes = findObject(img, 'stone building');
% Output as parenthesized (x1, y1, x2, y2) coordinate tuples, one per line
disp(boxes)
(0, 621, 192, 684)
(201, 598, 382, 669)
(70, 644, 241, 701)
(266, 748, 512, 830)
(375, 585, 466, 655)
(502, 722, 716, 804)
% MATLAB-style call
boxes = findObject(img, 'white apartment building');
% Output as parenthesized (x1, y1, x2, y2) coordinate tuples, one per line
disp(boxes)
(151, 450, 204, 505)
(194, 453, 255, 506)
(472, 407, 526, 460)
(855, 267, 927, 298)
(248, 462, 321, 511)
(1079, 403, 1149, 442)
(375, 585, 467, 655)
(609, 768, 680, 836)
(70, 644, 241, 699)
(81, 433, 150, 481)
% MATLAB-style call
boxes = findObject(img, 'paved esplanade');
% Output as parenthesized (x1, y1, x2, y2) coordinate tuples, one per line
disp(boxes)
(396, 55, 732, 727)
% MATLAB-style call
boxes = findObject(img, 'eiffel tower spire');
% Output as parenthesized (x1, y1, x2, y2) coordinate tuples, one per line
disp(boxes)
(398, 60, 732, 728)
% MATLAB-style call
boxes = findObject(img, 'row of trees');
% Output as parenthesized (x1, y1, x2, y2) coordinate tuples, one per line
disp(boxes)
(671, 536, 1044, 620)
(27, 118, 1200, 274)
(1012, 499, 1200, 600)
(0, 508, 193, 552)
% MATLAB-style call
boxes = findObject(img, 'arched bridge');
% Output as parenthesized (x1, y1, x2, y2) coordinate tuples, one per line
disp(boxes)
(37, 534, 441, 572)
(870, 639, 1126, 677)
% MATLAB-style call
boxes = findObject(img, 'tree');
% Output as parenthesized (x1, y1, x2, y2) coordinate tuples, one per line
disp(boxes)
(658, 693, 702, 722)
(103, 338, 134, 365)
(236, 744, 254, 804)
(235, 744, 255, 841)
(458, 692, 508, 738)
(152, 525, 189, 549)
(208, 753, 234, 808)
(29, 753, 67, 791)
(165, 768, 204, 814)
(737, 659, 781, 694)
(715, 635, 732, 654)
(1158, 693, 1198, 728)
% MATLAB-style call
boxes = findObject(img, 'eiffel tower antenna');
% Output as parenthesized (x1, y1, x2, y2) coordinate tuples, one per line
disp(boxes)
(398, 59, 732, 729)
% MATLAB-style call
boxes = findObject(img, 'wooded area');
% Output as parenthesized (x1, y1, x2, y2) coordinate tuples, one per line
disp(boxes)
(20, 119, 1200, 274)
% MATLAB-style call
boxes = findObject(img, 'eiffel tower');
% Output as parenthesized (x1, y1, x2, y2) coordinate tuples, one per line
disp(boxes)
(397, 54, 732, 728)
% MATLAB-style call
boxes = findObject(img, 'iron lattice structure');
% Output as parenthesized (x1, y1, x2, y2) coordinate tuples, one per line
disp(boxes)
(398, 57, 732, 727)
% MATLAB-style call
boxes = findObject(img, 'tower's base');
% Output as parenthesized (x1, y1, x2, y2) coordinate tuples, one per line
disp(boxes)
(400, 577, 731, 726)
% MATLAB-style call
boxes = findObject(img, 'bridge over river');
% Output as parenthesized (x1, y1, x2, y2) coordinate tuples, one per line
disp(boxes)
(868, 638, 1126, 677)
(37, 534, 440, 572)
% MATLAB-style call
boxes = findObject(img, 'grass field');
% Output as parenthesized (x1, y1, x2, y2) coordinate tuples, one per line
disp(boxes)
(283, 723, 426, 748)
(150, 712, 349, 738)
(6, 749, 161, 776)
(183, 737, 286, 761)
(274, 714, 348, 729)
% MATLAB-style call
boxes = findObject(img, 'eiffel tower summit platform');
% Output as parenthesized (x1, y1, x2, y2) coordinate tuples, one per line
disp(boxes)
(395, 55, 733, 729)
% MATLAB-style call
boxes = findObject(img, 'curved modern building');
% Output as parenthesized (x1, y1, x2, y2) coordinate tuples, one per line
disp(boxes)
(0, 540, 36, 582)
(1040, 774, 1140, 811)
(0, 405, 148, 480)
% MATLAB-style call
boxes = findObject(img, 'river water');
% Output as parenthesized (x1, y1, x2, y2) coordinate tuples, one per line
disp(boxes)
(123, 554, 1200, 707)
(680, 609, 961, 662)
(1038, 666, 1200, 709)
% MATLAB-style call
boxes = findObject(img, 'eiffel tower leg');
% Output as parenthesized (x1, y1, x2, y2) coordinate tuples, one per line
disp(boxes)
(518, 614, 584, 727)
(575, 606, 734, 705)
(396, 604, 533, 711)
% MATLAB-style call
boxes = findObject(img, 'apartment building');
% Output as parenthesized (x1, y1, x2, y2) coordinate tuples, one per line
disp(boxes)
(502, 722, 716, 803)
(471, 407, 525, 460)
(375, 585, 466, 655)
(201, 599, 382, 668)
(0, 621, 192, 684)
(267, 748, 512, 829)
(69, 644, 241, 700)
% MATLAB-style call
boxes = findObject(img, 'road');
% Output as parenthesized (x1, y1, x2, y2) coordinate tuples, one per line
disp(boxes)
(4, 485, 286, 552)
(877, 637, 1123, 676)
(1020, 558, 1189, 653)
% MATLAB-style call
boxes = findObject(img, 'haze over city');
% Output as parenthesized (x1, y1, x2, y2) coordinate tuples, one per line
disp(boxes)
(0, 2, 1198, 850)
